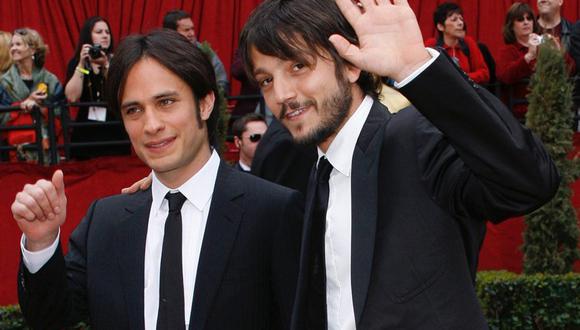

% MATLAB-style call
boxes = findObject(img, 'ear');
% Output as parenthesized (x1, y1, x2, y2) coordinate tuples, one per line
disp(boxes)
(199, 91, 216, 121)
(234, 136, 241, 148)
(436, 23, 445, 33)
(344, 62, 362, 84)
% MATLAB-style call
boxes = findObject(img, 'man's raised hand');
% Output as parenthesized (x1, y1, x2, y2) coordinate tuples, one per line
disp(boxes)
(330, 0, 431, 82)
(12, 170, 67, 251)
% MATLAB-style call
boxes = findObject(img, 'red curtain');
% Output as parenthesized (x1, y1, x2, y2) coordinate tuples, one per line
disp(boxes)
(0, 1, 578, 96)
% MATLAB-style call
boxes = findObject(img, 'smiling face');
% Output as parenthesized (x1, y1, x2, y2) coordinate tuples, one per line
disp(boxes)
(91, 21, 111, 49)
(10, 34, 33, 63)
(438, 12, 466, 42)
(120, 57, 214, 188)
(250, 47, 361, 150)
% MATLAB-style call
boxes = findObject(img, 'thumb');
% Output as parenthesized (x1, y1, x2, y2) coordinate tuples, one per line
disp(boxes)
(329, 34, 362, 65)
(52, 169, 65, 197)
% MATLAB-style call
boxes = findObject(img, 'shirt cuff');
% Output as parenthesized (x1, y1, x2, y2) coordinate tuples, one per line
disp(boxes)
(21, 229, 60, 274)
(394, 48, 440, 88)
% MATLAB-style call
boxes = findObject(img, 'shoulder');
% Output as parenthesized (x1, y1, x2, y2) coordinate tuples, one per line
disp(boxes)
(90, 189, 151, 213)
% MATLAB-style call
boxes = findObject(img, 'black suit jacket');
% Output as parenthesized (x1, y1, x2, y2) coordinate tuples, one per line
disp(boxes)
(18, 163, 304, 330)
(291, 55, 560, 329)
(251, 118, 317, 196)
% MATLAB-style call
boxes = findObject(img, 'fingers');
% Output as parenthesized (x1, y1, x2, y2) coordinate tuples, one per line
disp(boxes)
(52, 170, 65, 214)
(13, 181, 57, 221)
(329, 34, 362, 65)
(121, 174, 152, 194)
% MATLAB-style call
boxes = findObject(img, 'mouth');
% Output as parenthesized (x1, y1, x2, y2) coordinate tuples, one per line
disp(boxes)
(145, 136, 176, 151)
(285, 106, 309, 120)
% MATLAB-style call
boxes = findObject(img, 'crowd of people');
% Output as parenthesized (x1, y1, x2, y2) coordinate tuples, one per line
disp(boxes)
(0, 2, 578, 166)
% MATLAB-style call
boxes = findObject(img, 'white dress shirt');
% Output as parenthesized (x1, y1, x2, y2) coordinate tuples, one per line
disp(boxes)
(21, 150, 220, 330)
(318, 49, 439, 330)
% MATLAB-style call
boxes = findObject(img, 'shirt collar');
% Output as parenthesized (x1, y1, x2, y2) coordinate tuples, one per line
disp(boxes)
(151, 150, 220, 213)
(238, 160, 251, 171)
(317, 95, 373, 176)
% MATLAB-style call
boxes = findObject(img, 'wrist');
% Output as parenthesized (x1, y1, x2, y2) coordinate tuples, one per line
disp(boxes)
(25, 231, 58, 252)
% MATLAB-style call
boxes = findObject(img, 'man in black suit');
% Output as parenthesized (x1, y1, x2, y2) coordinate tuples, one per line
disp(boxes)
(11, 30, 302, 330)
(231, 113, 267, 172)
(240, 0, 560, 329)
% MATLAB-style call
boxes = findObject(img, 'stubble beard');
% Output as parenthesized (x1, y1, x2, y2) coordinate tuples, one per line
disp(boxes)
(289, 77, 353, 146)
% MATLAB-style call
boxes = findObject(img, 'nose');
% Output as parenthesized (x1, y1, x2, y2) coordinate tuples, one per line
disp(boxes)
(272, 77, 297, 105)
(143, 109, 165, 135)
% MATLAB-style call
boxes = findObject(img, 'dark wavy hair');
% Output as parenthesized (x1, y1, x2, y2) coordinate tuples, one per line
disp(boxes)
(502, 2, 540, 44)
(73, 16, 114, 56)
(107, 29, 219, 145)
(239, 0, 381, 98)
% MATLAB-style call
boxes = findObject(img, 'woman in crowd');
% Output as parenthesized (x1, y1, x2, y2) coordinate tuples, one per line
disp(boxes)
(497, 2, 574, 119)
(425, 2, 489, 84)
(0, 28, 64, 163)
(65, 16, 129, 160)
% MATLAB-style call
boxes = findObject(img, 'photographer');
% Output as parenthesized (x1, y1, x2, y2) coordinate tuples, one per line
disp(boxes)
(65, 16, 129, 160)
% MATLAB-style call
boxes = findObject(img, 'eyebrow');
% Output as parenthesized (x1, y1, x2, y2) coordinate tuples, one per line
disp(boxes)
(121, 91, 179, 109)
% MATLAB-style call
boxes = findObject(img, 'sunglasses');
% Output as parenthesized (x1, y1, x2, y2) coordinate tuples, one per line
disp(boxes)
(248, 133, 262, 143)
(516, 15, 534, 22)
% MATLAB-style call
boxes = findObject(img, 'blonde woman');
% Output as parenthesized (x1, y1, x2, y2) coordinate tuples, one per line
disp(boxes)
(0, 31, 13, 76)
(0, 28, 64, 162)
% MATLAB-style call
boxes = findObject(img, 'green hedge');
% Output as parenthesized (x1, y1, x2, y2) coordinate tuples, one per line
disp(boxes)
(477, 271, 580, 329)
(3, 272, 579, 329)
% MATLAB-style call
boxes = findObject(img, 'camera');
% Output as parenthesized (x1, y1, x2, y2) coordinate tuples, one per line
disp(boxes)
(88, 44, 103, 59)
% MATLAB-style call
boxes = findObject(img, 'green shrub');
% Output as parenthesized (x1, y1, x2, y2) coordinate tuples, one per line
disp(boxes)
(0, 305, 28, 330)
(525, 38, 580, 274)
(477, 271, 580, 329)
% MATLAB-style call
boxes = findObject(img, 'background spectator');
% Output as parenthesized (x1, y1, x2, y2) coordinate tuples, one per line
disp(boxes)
(0, 31, 13, 76)
(497, 2, 574, 119)
(232, 113, 267, 172)
(231, 48, 260, 117)
(65, 16, 129, 160)
(425, 2, 489, 84)
(163, 10, 230, 95)
(0, 28, 64, 163)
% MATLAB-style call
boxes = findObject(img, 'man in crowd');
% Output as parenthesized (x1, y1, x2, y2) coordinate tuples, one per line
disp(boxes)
(12, 29, 302, 329)
(239, 0, 559, 328)
(163, 9, 230, 94)
(231, 113, 267, 172)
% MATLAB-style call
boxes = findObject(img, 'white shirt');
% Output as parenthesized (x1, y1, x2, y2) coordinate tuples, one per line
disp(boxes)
(21, 150, 220, 330)
(318, 95, 373, 330)
(319, 49, 439, 330)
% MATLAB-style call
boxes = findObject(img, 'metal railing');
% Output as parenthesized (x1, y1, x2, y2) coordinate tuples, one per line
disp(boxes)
(1, 83, 576, 165)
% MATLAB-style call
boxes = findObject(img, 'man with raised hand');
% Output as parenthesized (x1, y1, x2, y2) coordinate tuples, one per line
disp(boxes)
(238, 0, 559, 328)
(13, 29, 302, 330)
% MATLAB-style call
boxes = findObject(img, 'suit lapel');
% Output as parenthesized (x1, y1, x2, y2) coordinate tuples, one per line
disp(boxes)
(116, 190, 152, 330)
(351, 101, 391, 325)
(189, 163, 244, 330)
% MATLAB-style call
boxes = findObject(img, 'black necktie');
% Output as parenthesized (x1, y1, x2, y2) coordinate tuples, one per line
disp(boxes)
(307, 156, 333, 329)
(157, 191, 188, 330)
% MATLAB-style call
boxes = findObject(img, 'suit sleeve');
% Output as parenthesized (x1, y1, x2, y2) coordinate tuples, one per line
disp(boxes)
(18, 201, 98, 329)
(398, 53, 560, 223)
(270, 190, 304, 329)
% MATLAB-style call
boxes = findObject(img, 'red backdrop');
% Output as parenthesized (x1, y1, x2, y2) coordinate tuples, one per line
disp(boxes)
(0, 1, 578, 96)
(1, 0, 580, 306)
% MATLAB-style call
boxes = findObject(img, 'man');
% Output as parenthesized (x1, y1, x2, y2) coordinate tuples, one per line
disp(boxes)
(537, 0, 577, 58)
(12, 29, 302, 330)
(537, 0, 580, 127)
(163, 10, 230, 94)
(240, 0, 559, 329)
(231, 113, 267, 172)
